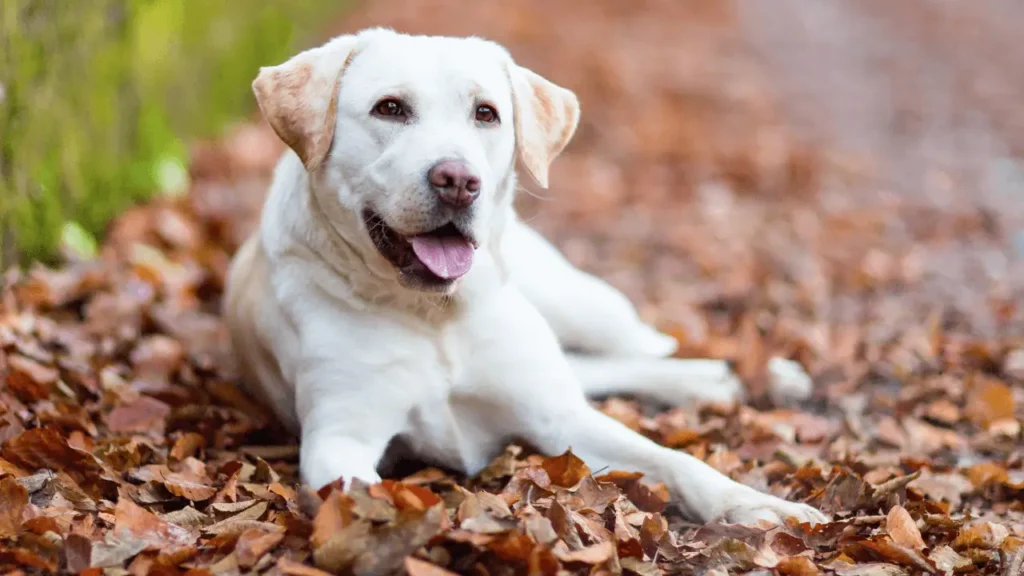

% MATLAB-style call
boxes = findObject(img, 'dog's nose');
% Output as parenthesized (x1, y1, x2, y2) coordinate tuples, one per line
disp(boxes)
(427, 160, 481, 208)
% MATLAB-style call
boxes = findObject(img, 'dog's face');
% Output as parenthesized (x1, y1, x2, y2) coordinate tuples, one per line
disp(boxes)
(252, 29, 580, 291)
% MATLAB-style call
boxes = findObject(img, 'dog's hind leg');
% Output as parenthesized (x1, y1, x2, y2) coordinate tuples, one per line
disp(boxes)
(502, 218, 815, 405)
(567, 354, 814, 406)
(501, 217, 677, 358)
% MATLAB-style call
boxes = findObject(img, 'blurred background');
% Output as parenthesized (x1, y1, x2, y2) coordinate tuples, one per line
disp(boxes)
(3, 0, 1023, 379)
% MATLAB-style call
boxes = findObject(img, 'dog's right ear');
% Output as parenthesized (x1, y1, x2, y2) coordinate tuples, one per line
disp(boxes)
(252, 34, 361, 172)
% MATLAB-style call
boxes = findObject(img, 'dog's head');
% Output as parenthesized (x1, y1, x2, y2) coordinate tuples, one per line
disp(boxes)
(252, 28, 579, 292)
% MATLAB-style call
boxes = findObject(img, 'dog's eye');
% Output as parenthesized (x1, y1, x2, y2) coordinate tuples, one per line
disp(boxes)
(475, 105, 499, 124)
(373, 98, 406, 118)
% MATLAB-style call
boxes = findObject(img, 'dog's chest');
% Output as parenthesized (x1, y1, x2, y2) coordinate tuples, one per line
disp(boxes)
(398, 324, 510, 473)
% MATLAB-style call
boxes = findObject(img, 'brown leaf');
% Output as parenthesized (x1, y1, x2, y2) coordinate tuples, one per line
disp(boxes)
(596, 471, 666, 513)
(541, 448, 591, 487)
(404, 557, 459, 576)
(489, 532, 537, 563)
(129, 335, 184, 381)
(311, 490, 355, 548)
(965, 461, 1009, 488)
(321, 504, 444, 576)
(202, 501, 269, 535)
(927, 545, 972, 573)
(477, 444, 524, 484)
(6, 354, 58, 402)
(458, 491, 516, 535)
(378, 480, 443, 512)
(1, 427, 108, 498)
(569, 475, 621, 514)
(923, 398, 960, 426)
(0, 477, 28, 538)
(169, 432, 206, 462)
(64, 533, 95, 573)
(964, 375, 1015, 428)
(843, 537, 935, 573)
(827, 561, 907, 576)
(553, 540, 616, 564)
(885, 505, 925, 550)
(235, 527, 285, 568)
(114, 496, 197, 551)
(277, 557, 335, 576)
(162, 471, 217, 502)
(522, 507, 558, 545)
(161, 506, 212, 530)
(620, 557, 663, 576)
(776, 556, 819, 576)
(952, 521, 1009, 550)
(106, 395, 171, 434)
(820, 470, 871, 514)
(547, 501, 585, 550)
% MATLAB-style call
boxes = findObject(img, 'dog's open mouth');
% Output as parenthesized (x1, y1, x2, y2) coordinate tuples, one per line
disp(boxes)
(363, 210, 478, 289)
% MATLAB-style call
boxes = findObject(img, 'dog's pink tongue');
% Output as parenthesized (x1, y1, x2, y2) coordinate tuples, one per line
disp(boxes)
(409, 235, 475, 279)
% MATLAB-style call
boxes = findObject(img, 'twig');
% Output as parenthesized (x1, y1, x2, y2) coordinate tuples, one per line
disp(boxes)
(872, 470, 922, 502)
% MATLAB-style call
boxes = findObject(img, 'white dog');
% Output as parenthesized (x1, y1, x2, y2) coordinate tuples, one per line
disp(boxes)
(223, 27, 827, 526)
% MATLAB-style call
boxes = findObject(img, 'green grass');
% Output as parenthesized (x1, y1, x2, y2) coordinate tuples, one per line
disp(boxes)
(0, 0, 343, 266)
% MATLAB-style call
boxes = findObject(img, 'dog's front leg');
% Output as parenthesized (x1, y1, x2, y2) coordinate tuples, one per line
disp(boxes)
(297, 361, 394, 490)
(461, 287, 827, 525)
(289, 299, 438, 491)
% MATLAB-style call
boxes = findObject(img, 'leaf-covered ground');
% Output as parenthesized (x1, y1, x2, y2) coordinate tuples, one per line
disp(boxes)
(3, 1, 1024, 575)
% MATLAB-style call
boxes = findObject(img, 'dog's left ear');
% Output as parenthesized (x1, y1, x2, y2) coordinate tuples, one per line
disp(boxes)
(508, 64, 580, 189)
(252, 34, 361, 172)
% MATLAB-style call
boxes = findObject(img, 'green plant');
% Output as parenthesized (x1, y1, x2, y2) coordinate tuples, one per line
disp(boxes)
(0, 0, 342, 266)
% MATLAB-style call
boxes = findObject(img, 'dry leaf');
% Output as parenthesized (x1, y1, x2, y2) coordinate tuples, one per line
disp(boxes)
(404, 556, 459, 576)
(106, 396, 171, 434)
(0, 477, 28, 538)
(885, 505, 925, 550)
(952, 521, 1009, 550)
(776, 556, 819, 576)
(541, 449, 591, 488)
(235, 527, 285, 568)
(964, 376, 1015, 428)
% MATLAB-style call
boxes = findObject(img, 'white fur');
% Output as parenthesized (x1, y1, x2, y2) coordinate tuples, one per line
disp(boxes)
(224, 28, 826, 526)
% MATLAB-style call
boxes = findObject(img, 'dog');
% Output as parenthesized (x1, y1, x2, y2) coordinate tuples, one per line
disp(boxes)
(223, 27, 828, 526)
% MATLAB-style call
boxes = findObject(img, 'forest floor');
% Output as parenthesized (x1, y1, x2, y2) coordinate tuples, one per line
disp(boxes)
(2, 1, 1024, 574)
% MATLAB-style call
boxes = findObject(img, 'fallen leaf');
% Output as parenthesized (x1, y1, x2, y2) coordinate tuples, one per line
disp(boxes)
(964, 375, 1015, 428)
(952, 521, 1009, 550)
(113, 496, 197, 551)
(776, 556, 819, 576)
(927, 545, 972, 573)
(885, 505, 925, 550)
(1, 427, 108, 498)
(169, 432, 206, 461)
(277, 557, 335, 576)
(541, 449, 591, 488)
(105, 396, 171, 434)
(965, 461, 1009, 488)
(6, 355, 58, 402)
(0, 477, 28, 538)
(404, 556, 459, 576)
(553, 540, 615, 564)
(235, 527, 285, 568)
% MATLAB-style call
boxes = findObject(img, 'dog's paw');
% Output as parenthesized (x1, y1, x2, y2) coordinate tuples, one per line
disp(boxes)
(704, 371, 746, 404)
(714, 491, 829, 526)
(767, 357, 814, 402)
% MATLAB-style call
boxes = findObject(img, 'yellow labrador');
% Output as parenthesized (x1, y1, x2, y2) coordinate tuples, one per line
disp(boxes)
(224, 27, 826, 525)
